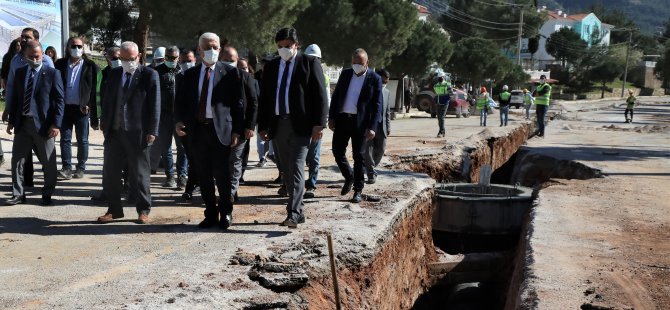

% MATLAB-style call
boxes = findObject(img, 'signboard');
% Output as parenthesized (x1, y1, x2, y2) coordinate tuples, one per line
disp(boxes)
(0, 0, 64, 62)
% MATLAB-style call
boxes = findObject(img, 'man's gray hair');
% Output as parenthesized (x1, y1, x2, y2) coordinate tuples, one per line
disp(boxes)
(199, 32, 220, 47)
(120, 41, 139, 53)
(106, 46, 120, 57)
(353, 48, 367, 58)
(166, 45, 180, 55)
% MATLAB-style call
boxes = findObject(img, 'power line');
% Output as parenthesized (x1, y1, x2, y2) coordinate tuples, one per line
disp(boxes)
(472, 0, 532, 7)
(442, 11, 519, 31)
(447, 6, 521, 26)
(442, 25, 519, 41)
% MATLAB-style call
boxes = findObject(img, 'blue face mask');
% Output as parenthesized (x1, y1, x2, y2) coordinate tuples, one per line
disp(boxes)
(165, 61, 177, 69)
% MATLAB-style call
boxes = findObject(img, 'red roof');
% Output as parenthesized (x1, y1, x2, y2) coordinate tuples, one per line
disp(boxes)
(567, 13, 589, 21)
(415, 4, 430, 14)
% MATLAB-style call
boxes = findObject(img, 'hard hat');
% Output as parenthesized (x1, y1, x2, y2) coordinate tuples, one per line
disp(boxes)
(436, 71, 446, 78)
(153, 47, 166, 59)
(522, 88, 528, 92)
(480, 86, 487, 93)
(502, 85, 509, 91)
(305, 44, 322, 58)
(628, 89, 633, 94)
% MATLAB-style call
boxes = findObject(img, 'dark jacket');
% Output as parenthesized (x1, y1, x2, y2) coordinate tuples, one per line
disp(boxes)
(154, 63, 182, 114)
(8, 65, 64, 137)
(175, 62, 246, 146)
(329, 67, 382, 133)
(100, 65, 160, 145)
(258, 53, 328, 138)
(54, 57, 99, 125)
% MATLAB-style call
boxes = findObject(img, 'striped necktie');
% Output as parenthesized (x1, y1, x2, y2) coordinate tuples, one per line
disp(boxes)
(23, 68, 36, 115)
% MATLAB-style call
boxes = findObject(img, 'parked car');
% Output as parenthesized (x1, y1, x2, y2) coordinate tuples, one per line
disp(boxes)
(446, 90, 472, 118)
(510, 90, 524, 109)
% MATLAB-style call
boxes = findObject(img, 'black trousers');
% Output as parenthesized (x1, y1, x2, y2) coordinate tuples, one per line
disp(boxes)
(192, 123, 232, 220)
(332, 114, 367, 192)
(103, 130, 152, 216)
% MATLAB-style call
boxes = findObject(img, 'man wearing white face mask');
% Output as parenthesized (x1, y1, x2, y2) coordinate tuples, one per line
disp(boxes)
(220, 46, 238, 67)
(328, 48, 382, 203)
(150, 46, 183, 188)
(54, 36, 99, 180)
(258, 27, 328, 228)
(175, 32, 251, 230)
(179, 49, 196, 70)
(97, 41, 160, 224)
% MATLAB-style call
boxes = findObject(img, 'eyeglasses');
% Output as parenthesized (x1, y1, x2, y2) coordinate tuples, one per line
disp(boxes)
(71, 45, 83, 49)
(110, 57, 119, 61)
(165, 55, 178, 61)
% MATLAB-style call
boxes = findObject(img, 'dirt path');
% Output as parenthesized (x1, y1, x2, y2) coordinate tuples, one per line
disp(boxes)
(520, 99, 670, 309)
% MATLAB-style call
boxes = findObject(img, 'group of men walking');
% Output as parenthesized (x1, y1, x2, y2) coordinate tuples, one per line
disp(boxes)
(2, 27, 392, 230)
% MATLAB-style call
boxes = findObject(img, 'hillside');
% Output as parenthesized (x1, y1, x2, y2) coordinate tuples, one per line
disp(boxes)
(539, 0, 667, 35)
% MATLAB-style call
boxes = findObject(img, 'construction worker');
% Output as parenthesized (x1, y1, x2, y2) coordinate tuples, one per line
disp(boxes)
(535, 75, 552, 137)
(433, 73, 450, 137)
(522, 88, 534, 120)
(625, 89, 637, 123)
(476, 86, 490, 127)
(499, 85, 511, 126)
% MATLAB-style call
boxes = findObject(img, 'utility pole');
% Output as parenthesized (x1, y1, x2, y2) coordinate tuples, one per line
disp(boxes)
(621, 30, 632, 97)
(517, 8, 524, 66)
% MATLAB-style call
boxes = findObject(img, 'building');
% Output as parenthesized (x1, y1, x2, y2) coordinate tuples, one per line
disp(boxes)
(523, 9, 613, 70)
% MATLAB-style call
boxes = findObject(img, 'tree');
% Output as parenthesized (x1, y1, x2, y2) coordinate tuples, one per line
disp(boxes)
(546, 27, 587, 68)
(527, 36, 539, 69)
(146, 0, 310, 53)
(296, 0, 418, 67)
(655, 43, 670, 88)
(500, 62, 531, 89)
(447, 37, 509, 87)
(69, 0, 134, 50)
(386, 21, 453, 78)
(588, 53, 624, 98)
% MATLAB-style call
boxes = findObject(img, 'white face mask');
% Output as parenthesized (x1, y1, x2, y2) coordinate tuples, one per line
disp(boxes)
(25, 58, 41, 69)
(352, 64, 366, 75)
(540, 79, 546, 84)
(182, 62, 195, 69)
(277, 47, 295, 62)
(70, 47, 83, 58)
(110, 59, 122, 68)
(165, 61, 177, 69)
(223, 61, 237, 67)
(203, 48, 219, 65)
(121, 59, 138, 74)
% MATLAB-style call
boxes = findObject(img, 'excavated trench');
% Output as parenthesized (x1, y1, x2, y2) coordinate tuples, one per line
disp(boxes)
(294, 122, 603, 309)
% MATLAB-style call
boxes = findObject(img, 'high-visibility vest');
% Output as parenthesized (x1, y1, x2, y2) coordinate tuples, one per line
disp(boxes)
(434, 82, 450, 105)
(626, 95, 636, 109)
(476, 93, 489, 110)
(499, 91, 511, 101)
(535, 83, 552, 106)
(523, 93, 534, 105)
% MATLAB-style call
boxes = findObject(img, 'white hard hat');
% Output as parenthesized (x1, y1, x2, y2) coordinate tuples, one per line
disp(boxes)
(436, 71, 446, 78)
(305, 44, 322, 58)
(502, 85, 509, 91)
(154, 47, 166, 59)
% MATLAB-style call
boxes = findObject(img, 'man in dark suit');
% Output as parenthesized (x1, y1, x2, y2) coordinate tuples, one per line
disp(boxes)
(175, 32, 246, 230)
(97, 41, 160, 224)
(54, 36, 99, 180)
(258, 28, 328, 228)
(5, 41, 64, 205)
(329, 48, 382, 203)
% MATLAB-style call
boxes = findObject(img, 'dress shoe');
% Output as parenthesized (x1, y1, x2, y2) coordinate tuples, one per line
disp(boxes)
(341, 179, 353, 196)
(198, 218, 219, 228)
(351, 191, 363, 203)
(182, 191, 193, 200)
(97, 213, 124, 223)
(41, 196, 53, 206)
(5, 195, 26, 205)
(219, 213, 232, 230)
(367, 174, 377, 184)
(137, 214, 149, 224)
(277, 185, 288, 197)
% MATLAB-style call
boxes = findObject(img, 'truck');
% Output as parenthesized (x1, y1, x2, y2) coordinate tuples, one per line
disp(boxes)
(414, 69, 451, 117)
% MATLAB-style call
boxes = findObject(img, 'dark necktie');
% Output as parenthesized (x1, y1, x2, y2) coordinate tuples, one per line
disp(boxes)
(197, 67, 211, 122)
(278, 61, 290, 116)
(123, 72, 132, 95)
(23, 68, 36, 115)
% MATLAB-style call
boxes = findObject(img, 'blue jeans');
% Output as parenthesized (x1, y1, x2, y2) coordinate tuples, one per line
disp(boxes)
(499, 106, 509, 126)
(536, 105, 548, 136)
(256, 128, 269, 161)
(150, 113, 175, 176)
(479, 109, 488, 126)
(305, 138, 321, 189)
(60, 105, 89, 171)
